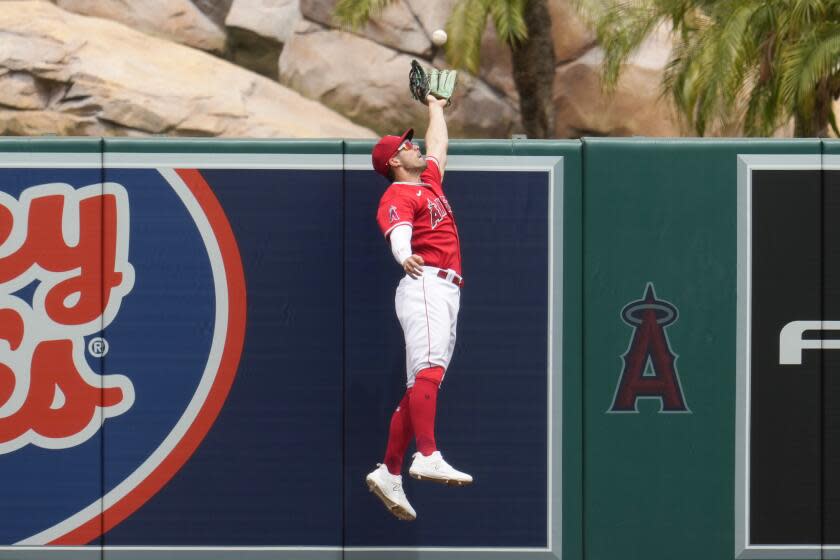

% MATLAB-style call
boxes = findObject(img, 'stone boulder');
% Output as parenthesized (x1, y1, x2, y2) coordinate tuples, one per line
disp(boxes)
(404, 0, 457, 36)
(0, 1, 374, 138)
(226, 0, 300, 44)
(225, 0, 301, 79)
(56, 0, 228, 54)
(301, 0, 433, 57)
(553, 28, 682, 137)
(475, 22, 517, 102)
(833, 100, 840, 138)
(192, 0, 235, 27)
(549, 0, 596, 62)
(302, 0, 517, 103)
(279, 20, 519, 138)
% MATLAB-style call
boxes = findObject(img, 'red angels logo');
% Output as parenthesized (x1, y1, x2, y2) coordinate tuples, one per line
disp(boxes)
(609, 283, 689, 413)
(0, 184, 135, 453)
(427, 197, 447, 229)
(388, 205, 399, 224)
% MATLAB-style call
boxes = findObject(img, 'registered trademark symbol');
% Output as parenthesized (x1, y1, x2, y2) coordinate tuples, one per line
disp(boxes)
(88, 337, 109, 358)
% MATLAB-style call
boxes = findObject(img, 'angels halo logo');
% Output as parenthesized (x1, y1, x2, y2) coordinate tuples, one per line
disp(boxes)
(0, 165, 246, 546)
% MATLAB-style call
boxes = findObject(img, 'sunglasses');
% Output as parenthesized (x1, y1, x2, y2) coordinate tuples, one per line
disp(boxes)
(386, 140, 418, 171)
(394, 140, 416, 154)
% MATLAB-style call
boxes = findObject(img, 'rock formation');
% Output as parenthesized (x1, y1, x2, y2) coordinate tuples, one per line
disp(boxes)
(226, 0, 301, 78)
(278, 19, 519, 138)
(0, 1, 373, 137)
(554, 26, 682, 137)
(0, 0, 721, 138)
(57, 0, 228, 54)
(285, 0, 521, 137)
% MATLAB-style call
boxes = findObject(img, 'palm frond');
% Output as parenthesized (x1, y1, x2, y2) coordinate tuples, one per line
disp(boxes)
(795, 26, 840, 103)
(778, 38, 803, 94)
(788, 0, 828, 32)
(445, 0, 491, 73)
(594, 1, 665, 90)
(333, 0, 397, 30)
(489, 0, 528, 44)
(580, 0, 840, 136)
(718, 3, 764, 106)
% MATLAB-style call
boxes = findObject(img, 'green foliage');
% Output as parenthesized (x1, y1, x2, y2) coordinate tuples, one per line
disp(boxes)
(447, 0, 527, 73)
(445, 0, 490, 73)
(333, 0, 397, 30)
(488, 0, 528, 43)
(333, 0, 528, 74)
(576, 0, 840, 136)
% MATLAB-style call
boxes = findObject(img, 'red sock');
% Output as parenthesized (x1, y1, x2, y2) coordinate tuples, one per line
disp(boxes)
(410, 367, 443, 456)
(383, 389, 413, 475)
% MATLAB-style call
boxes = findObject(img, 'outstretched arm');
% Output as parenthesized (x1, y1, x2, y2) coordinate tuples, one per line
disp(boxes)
(425, 95, 448, 178)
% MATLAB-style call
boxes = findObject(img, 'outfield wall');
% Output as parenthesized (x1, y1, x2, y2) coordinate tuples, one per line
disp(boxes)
(0, 137, 835, 560)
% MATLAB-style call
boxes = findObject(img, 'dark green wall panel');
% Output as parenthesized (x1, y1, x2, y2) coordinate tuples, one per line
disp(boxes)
(583, 139, 821, 560)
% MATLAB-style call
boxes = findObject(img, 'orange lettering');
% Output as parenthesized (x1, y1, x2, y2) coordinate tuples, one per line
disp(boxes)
(0, 193, 123, 326)
(0, 340, 125, 443)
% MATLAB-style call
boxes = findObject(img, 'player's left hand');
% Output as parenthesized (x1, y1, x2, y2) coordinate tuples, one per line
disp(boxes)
(426, 94, 448, 108)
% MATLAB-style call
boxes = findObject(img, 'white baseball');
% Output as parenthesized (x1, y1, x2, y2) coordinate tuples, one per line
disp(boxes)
(432, 29, 447, 46)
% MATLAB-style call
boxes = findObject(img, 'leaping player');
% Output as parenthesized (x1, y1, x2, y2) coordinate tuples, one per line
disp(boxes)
(366, 94, 473, 521)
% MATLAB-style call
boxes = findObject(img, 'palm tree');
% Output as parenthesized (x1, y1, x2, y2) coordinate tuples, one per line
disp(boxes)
(577, 0, 840, 137)
(334, 0, 556, 139)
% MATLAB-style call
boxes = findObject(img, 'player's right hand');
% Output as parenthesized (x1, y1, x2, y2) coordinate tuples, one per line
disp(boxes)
(403, 254, 425, 279)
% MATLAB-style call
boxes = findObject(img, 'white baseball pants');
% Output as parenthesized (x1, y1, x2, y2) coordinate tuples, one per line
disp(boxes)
(394, 266, 461, 388)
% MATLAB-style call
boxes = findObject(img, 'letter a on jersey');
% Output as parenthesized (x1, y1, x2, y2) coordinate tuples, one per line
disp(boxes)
(427, 198, 446, 229)
(609, 283, 689, 413)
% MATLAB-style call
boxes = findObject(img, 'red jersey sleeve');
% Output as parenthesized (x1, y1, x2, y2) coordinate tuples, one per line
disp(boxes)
(377, 188, 417, 238)
(421, 156, 442, 186)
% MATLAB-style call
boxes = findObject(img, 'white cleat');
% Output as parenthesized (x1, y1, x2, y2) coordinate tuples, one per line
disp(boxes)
(409, 451, 473, 486)
(365, 464, 417, 521)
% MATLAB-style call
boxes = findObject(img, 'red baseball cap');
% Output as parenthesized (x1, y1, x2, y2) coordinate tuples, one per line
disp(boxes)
(371, 128, 414, 178)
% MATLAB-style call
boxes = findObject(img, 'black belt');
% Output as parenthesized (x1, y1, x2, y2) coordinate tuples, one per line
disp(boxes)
(436, 269, 464, 288)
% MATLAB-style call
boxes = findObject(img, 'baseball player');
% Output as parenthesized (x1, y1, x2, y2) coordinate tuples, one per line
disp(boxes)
(365, 95, 472, 522)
